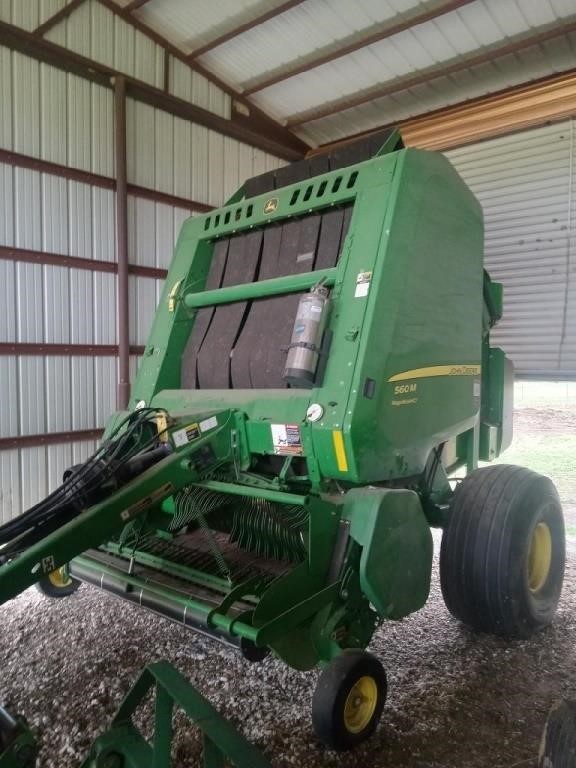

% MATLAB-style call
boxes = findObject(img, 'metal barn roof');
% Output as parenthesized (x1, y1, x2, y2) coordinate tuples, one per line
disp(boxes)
(110, 0, 576, 147)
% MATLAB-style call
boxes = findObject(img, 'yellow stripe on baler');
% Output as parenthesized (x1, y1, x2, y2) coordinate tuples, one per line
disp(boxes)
(332, 430, 349, 472)
(388, 364, 481, 382)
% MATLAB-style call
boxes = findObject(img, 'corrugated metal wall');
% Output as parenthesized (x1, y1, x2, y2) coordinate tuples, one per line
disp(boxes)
(5, 3, 572, 528)
(447, 119, 576, 379)
(0, 0, 284, 520)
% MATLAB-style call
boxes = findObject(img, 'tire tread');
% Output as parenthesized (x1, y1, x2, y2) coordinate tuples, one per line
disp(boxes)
(440, 465, 564, 636)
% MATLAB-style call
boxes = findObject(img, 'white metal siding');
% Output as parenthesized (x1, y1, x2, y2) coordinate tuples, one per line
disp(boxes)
(447, 120, 576, 378)
(0, 2, 286, 519)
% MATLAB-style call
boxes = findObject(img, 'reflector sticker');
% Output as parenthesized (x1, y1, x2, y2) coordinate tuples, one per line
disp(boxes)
(120, 483, 174, 522)
(332, 430, 349, 472)
(168, 279, 182, 312)
(271, 423, 303, 456)
(355, 271, 372, 298)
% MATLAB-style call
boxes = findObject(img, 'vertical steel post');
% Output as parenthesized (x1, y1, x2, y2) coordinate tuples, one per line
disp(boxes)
(114, 75, 130, 409)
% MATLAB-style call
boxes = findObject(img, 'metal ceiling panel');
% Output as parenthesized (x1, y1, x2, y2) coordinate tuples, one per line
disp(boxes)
(91, 0, 576, 149)
(5, 0, 575, 149)
(44, 0, 165, 89)
(279, 37, 570, 126)
(293, 29, 576, 145)
(197, 0, 433, 86)
(136, 0, 274, 51)
(192, 0, 574, 130)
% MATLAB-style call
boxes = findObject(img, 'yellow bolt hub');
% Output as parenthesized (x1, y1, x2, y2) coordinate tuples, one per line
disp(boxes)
(47, 567, 73, 589)
(343, 676, 378, 734)
(528, 522, 552, 593)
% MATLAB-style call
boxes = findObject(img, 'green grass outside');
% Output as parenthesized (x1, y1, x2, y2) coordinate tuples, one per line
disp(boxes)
(490, 415, 576, 535)
(495, 434, 576, 504)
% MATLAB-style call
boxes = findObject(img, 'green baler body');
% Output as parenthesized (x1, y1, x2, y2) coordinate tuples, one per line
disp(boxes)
(0, 134, 512, 672)
(134, 147, 485, 483)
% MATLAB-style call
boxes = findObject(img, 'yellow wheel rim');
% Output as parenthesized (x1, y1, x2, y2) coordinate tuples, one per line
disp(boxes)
(47, 567, 72, 589)
(343, 676, 378, 734)
(528, 522, 552, 593)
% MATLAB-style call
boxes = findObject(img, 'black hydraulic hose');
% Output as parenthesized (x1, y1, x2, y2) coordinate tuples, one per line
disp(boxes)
(0, 417, 172, 554)
(0, 506, 79, 557)
(0, 409, 168, 547)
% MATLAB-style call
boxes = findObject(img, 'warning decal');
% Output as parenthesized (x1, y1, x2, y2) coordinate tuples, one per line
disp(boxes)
(172, 423, 200, 448)
(355, 270, 372, 298)
(271, 423, 303, 456)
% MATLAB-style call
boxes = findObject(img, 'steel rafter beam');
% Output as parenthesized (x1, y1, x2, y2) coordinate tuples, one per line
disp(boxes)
(34, 0, 88, 36)
(288, 17, 576, 127)
(0, 20, 305, 160)
(243, 0, 474, 95)
(95, 0, 308, 157)
(188, 0, 306, 60)
(0, 147, 212, 212)
(114, 75, 130, 409)
(0, 430, 104, 451)
(0, 245, 168, 280)
(124, 0, 153, 11)
(0, 343, 146, 356)
(311, 67, 576, 154)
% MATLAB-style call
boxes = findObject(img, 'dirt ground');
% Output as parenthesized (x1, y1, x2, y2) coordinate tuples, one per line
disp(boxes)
(0, 404, 575, 768)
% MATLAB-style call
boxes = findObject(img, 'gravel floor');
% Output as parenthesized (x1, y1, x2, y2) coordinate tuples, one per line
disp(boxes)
(1, 405, 575, 768)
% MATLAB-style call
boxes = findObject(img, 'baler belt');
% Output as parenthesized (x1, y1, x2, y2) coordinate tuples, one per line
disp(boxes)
(196, 230, 262, 388)
(181, 239, 228, 388)
(180, 128, 386, 389)
(183, 207, 352, 389)
(232, 216, 322, 389)
(233, 206, 352, 388)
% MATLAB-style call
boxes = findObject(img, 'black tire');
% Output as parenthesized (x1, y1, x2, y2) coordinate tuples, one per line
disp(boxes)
(35, 567, 81, 598)
(440, 464, 565, 637)
(312, 650, 387, 751)
(539, 700, 576, 767)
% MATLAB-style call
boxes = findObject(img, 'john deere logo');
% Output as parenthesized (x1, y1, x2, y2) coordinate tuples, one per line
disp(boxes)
(263, 197, 278, 214)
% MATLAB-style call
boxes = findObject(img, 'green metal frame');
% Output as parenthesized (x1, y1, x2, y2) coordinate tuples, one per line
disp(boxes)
(81, 662, 271, 768)
(132, 146, 489, 485)
(0, 412, 233, 605)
